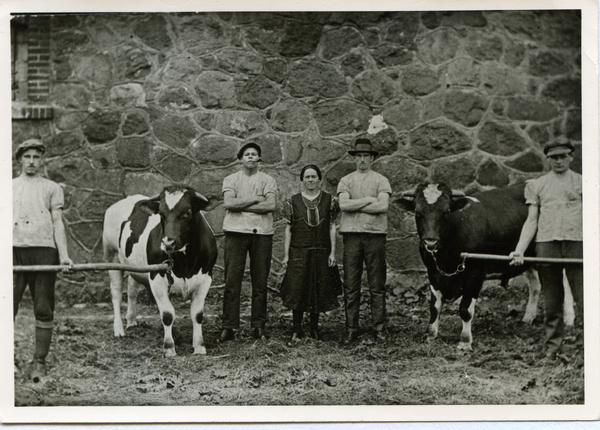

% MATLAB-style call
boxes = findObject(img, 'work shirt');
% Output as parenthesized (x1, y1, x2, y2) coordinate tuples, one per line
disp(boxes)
(524, 169, 583, 242)
(13, 176, 64, 248)
(337, 170, 392, 234)
(222, 170, 278, 235)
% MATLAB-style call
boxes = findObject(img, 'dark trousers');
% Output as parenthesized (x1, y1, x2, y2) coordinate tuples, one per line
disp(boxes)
(222, 232, 273, 330)
(536, 241, 583, 351)
(342, 233, 387, 332)
(13, 247, 58, 328)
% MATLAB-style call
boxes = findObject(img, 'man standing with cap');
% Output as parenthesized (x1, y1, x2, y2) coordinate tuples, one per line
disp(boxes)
(13, 139, 73, 383)
(510, 136, 583, 361)
(219, 142, 278, 342)
(337, 137, 392, 345)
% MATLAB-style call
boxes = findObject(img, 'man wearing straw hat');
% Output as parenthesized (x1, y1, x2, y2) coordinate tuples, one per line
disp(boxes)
(337, 137, 392, 345)
(13, 139, 73, 383)
(510, 137, 583, 361)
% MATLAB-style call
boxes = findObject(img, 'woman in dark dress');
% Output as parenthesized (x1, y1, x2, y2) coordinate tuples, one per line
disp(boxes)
(281, 164, 342, 341)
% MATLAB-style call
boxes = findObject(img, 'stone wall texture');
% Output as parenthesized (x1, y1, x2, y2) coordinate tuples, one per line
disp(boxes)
(11, 11, 582, 304)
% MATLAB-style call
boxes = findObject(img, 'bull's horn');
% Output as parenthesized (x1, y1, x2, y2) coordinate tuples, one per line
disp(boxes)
(402, 189, 416, 198)
(451, 190, 465, 197)
(195, 192, 209, 202)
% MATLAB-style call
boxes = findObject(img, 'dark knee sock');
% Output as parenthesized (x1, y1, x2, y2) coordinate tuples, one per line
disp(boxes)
(310, 312, 319, 331)
(33, 326, 53, 364)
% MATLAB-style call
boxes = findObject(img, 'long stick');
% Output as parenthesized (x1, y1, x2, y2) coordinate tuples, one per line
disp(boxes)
(461, 253, 583, 265)
(13, 263, 169, 273)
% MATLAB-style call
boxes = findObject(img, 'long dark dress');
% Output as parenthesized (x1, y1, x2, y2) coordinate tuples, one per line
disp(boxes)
(280, 191, 342, 313)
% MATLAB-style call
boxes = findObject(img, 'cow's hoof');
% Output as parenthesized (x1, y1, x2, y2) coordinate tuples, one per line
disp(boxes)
(126, 320, 138, 329)
(457, 342, 473, 352)
(164, 349, 177, 357)
(425, 335, 436, 343)
(193, 346, 207, 355)
(114, 330, 125, 338)
(521, 316, 534, 324)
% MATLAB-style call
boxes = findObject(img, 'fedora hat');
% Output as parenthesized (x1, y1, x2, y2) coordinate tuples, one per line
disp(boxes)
(348, 138, 378, 157)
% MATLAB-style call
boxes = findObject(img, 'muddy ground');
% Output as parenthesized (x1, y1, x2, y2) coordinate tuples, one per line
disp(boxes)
(14, 277, 584, 407)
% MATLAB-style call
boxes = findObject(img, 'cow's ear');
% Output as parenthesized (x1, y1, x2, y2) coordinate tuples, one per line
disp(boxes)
(139, 195, 161, 215)
(393, 196, 416, 212)
(191, 192, 210, 212)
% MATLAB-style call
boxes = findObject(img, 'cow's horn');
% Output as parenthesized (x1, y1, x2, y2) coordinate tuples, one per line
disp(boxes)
(451, 190, 465, 197)
(402, 189, 416, 198)
(195, 192, 209, 203)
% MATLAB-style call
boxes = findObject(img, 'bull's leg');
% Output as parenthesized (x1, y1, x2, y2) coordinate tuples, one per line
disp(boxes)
(563, 270, 575, 327)
(522, 268, 541, 324)
(150, 277, 177, 357)
(427, 285, 443, 341)
(108, 270, 125, 337)
(190, 274, 212, 355)
(125, 276, 141, 329)
(457, 296, 476, 351)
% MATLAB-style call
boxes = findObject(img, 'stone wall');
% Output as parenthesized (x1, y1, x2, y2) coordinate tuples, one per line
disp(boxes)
(11, 11, 582, 303)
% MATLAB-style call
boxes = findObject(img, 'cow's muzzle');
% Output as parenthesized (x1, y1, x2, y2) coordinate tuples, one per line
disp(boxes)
(423, 239, 439, 252)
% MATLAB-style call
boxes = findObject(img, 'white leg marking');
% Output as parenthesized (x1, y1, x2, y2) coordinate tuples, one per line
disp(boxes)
(126, 276, 141, 328)
(458, 298, 476, 351)
(563, 270, 575, 327)
(191, 274, 212, 355)
(522, 268, 541, 324)
(109, 270, 125, 337)
(150, 277, 177, 357)
(427, 285, 443, 341)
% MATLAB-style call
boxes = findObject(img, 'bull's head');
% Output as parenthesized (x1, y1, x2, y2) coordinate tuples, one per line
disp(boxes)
(395, 183, 479, 253)
(139, 185, 209, 253)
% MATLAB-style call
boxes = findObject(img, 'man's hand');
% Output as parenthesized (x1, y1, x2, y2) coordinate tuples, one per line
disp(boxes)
(60, 256, 74, 273)
(509, 251, 524, 266)
(328, 252, 337, 267)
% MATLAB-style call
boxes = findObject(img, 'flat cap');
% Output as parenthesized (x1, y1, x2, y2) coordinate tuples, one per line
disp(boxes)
(543, 137, 575, 157)
(237, 142, 262, 160)
(15, 139, 46, 159)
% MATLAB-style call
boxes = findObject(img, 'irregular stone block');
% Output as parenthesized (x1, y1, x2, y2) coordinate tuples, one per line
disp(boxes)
(115, 45, 152, 80)
(505, 151, 544, 172)
(53, 31, 90, 55)
(91, 145, 117, 169)
(566, 109, 582, 141)
(156, 153, 196, 182)
(478, 122, 527, 156)
(313, 99, 371, 136)
(280, 22, 323, 57)
(70, 222, 103, 251)
(370, 44, 414, 67)
(96, 169, 123, 193)
(179, 16, 230, 56)
(441, 11, 487, 27)
(493, 11, 544, 41)
(48, 131, 85, 156)
(542, 77, 581, 107)
(244, 27, 282, 56)
(123, 111, 149, 136)
(281, 135, 304, 166)
(476, 159, 510, 187)
(110, 83, 147, 109)
(79, 191, 124, 220)
(465, 33, 503, 61)
(417, 29, 460, 65)
(158, 87, 197, 111)
(53, 84, 92, 110)
(382, 99, 421, 131)
(529, 51, 570, 76)
(504, 38, 526, 67)
(53, 56, 72, 81)
(387, 235, 425, 271)
(409, 122, 472, 160)
(116, 137, 152, 168)
(134, 14, 172, 51)
(352, 69, 397, 105)
(301, 135, 348, 165)
(385, 13, 419, 46)
(124, 172, 171, 196)
(195, 70, 237, 109)
(240, 76, 281, 109)
(527, 123, 550, 146)
(82, 110, 121, 144)
(152, 115, 198, 149)
(538, 10, 581, 49)
(54, 110, 87, 131)
(401, 63, 439, 96)
(432, 156, 476, 189)
(341, 52, 367, 77)
(214, 110, 268, 138)
(421, 11, 442, 29)
(507, 98, 559, 122)
(322, 162, 356, 192)
(422, 92, 444, 122)
(163, 54, 203, 84)
(186, 166, 238, 200)
(194, 112, 215, 131)
(190, 134, 238, 165)
(252, 135, 283, 164)
(372, 158, 427, 191)
(444, 90, 489, 127)
(271, 99, 311, 133)
(264, 58, 288, 83)
(368, 128, 398, 156)
(288, 61, 347, 99)
(444, 58, 481, 88)
(322, 27, 364, 60)
(72, 53, 112, 89)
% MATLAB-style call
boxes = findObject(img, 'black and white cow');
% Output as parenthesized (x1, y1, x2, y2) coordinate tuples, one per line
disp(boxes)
(102, 185, 217, 357)
(396, 182, 540, 351)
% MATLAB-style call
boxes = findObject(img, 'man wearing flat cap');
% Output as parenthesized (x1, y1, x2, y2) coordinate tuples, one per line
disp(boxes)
(219, 142, 278, 342)
(13, 139, 73, 382)
(510, 137, 583, 361)
(337, 137, 392, 345)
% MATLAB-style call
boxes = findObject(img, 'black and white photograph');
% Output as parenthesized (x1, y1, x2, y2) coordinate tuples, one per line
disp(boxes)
(2, 0, 599, 424)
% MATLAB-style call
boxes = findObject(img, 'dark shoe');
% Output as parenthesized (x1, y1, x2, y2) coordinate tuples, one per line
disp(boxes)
(309, 328, 321, 340)
(219, 328, 235, 343)
(342, 331, 359, 346)
(31, 362, 46, 383)
(372, 330, 387, 342)
(254, 327, 268, 341)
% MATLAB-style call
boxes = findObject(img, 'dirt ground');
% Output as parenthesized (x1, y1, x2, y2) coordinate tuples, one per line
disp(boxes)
(14, 277, 584, 407)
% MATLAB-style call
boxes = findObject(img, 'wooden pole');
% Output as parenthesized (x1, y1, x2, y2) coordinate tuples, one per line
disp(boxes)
(13, 263, 169, 273)
(460, 253, 583, 265)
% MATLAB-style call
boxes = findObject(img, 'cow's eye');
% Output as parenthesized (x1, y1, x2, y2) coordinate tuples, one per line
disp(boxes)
(182, 209, 192, 219)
